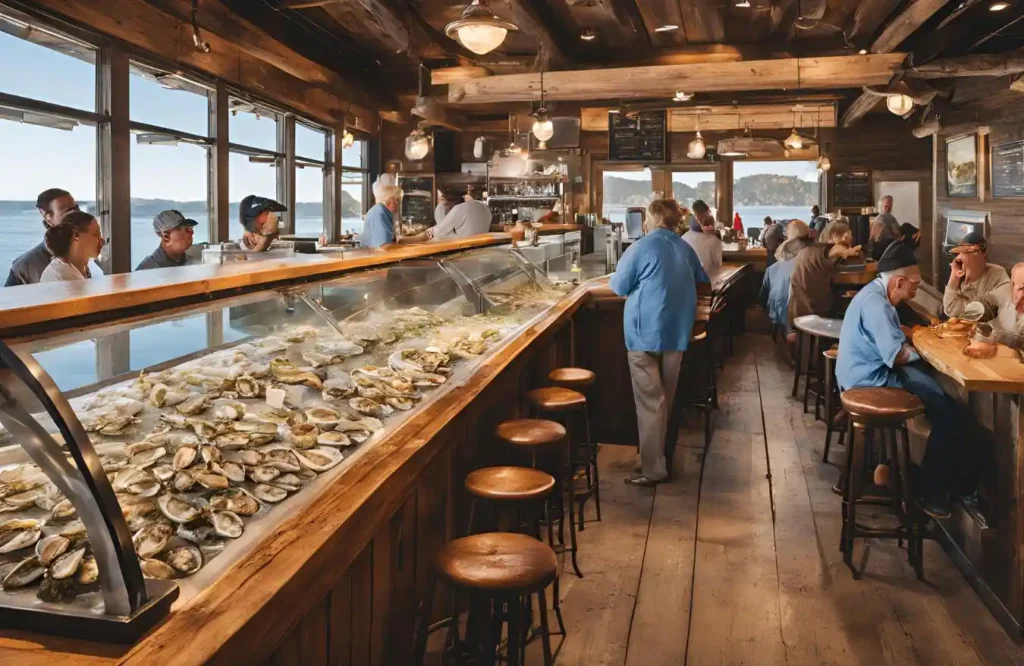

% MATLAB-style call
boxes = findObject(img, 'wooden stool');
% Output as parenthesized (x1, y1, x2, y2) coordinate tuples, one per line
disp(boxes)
(676, 329, 716, 453)
(548, 367, 602, 525)
(839, 387, 926, 580)
(465, 466, 556, 538)
(522, 391, 590, 579)
(820, 349, 845, 463)
(413, 533, 557, 666)
(791, 316, 842, 412)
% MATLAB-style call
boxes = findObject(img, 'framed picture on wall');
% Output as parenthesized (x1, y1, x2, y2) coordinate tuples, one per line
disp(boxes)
(946, 134, 978, 198)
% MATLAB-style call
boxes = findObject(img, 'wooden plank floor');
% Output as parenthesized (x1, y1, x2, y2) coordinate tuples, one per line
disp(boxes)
(528, 331, 1024, 666)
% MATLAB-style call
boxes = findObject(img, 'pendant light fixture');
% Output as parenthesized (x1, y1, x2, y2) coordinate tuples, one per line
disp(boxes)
(342, 129, 355, 150)
(783, 111, 803, 150)
(531, 57, 554, 149)
(473, 136, 486, 159)
(886, 93, 914, 116)
(405, 66, 431, 161)
(445, 0, 518, 55)
(687, 111, 706, 159)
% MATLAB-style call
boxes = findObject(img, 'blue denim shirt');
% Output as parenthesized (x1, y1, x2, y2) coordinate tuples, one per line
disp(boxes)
(610, 228, 709, 352)
(360, 203, 394, 248)
(761, 257, 795, 331)
(836, 278, 906, 390)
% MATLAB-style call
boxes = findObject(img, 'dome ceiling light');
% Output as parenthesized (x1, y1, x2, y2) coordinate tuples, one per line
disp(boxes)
(531, 60, 554, 149)
(687, 111, 706, 159)
(673, 91, 694, 102)
(886, 93, 914, 116)
(405, 128, 430, 161)
(445, 0, 518, 55)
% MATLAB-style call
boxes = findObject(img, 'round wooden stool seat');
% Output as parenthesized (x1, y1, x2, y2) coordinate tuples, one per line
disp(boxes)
(465, 466, 556, 502)
(525, 387, 586, 412)
(496, 418, 566, 447)
(435, 533, 558, 593)
(548, 367, 596, 389)
(841, 387, 925, 424)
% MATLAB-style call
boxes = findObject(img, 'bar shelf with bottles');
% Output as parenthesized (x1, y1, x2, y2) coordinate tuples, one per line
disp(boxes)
(487, 175, 564, 225)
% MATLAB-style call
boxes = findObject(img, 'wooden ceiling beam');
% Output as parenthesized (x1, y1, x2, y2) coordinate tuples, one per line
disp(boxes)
(411, 97, 465, 130)
(906, 49, 1024, 79)
(840, 91, 882, 127)
(680, 0, 725, 43)
(430, 66, 492, 85)
(910, 2, 1024, 64)
(580, 103, 836, 132)
(447, 54, 906, 104)
(502, 0, 571, 68)
(846, 0, 901, 45)
(316, 0, 410, 56)
(871, 0, 950, 54)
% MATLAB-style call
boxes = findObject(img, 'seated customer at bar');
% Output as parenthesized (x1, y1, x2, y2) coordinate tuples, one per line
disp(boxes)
(786, 220, 862, 340)
(611, 199, 709, 488)
(973, 262, 1024, 347)
(401, 190, 491, 243)
(774, 218, 813, 263)
(762, 216, 785, 269)
(5, 188, 79, 287)
(836, 242, 969, 518)
(682, 200, 722, 275)
(136, 210, 197, 270)
(238, 195, 287, 252)
(944, 231, 1012, 330)
(360, 183, 403, 248)
(39, 211, 104, 283)
(760, 251, 796, 334)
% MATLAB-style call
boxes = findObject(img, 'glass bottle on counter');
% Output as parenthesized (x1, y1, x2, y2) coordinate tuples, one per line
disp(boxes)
(511, 207, 519, 223)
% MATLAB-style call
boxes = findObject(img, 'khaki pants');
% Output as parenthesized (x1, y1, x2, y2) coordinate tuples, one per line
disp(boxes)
(627, 351, 684, 482)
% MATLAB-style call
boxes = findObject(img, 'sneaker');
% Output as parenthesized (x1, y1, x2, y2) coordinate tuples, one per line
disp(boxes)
(916, 494, 951, 520)
(625, 474, 661, 488)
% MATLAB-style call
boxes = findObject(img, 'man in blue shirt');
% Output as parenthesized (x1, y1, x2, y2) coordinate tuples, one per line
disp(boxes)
(836, 242, 967, 518)
(360, 183, 402, 248)
(611, 199, 710, 487)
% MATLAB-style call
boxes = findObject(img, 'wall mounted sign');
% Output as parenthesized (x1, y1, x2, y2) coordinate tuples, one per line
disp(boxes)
(992, 139, 1024, 198)
(608, 111, 666, 162)
(946, 133, 978, 198)
(832, 171, 872, 207)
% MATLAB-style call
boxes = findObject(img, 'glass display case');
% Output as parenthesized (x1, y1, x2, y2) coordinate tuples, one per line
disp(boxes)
(0, 248, 574, 641)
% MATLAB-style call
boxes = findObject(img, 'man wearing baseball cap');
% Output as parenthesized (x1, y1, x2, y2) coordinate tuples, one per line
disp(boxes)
(943, 230, 1013, 330)
(238, 195, 287, 252)
(135, 210, 197, 271)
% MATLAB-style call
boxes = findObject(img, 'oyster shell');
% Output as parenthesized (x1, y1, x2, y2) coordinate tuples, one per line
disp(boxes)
(385, 396, 415, 411)
(164, 544, 202, 576)
(175, 394, 209, 416)
(252, 484, 288, 504)
(200, 445, 222, 464)
(131, 446, 167, 469)
(349, 397, 393, 418)
(322, 377, 356, 401)
(50, 547, 85, 580)
(186, 418, 221, 440)
(215, 431, 252, 450)
(151, 464, 176, 482)
(133, 521, 173, 558)
(212, 460, 246, 484)
(141, 558, 176, 580)
(210, 511, 243, 539)
(51, 498, 76, 521)
(209, 488, 259, 516)
(158, 494, 200, 524)
(295, 447, 344, 472)
(263, 448, 301, 473)
(126, 439, 162, 457)
(304, 406, 343, 428)
(0, 519, 43, 554)
(37, 576, 79, 602)
(225, 449, 262, 467)
(286, 423, 320, 450)
(212, 401, 246, 422)
(112, 465, 149, 492)
(250, 465, 281, 484)
(77, 556, 99, 585)
(128, 479, 162, 497)
(317, 431, 352, 447)
(269, 358, 323, 389)
(150, 383, 190, 408)
(172, 470, 196, 492)
(59, 519, 87, 538)
(389, 348, 450, 374)
(4, 488, 45, 509)
(173, 446, 197, 471)
(235, 375, 264, 398)
(302, 339, 363, 367)
(2, 557, 45, 589)
(195, 469, 230, 491)
(36, 534, 70, 566)
(270, 473, 303, 492)
(177, 524, 221, 549)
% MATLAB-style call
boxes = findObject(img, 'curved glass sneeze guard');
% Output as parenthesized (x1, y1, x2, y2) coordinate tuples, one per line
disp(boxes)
(0, 250, 576, 641)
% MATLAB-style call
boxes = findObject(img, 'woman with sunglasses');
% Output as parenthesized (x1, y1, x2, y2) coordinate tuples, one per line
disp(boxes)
(39, 211, 105, 283)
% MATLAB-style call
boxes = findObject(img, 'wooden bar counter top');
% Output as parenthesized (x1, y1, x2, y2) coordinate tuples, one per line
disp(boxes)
(912, 327, 1024, 393)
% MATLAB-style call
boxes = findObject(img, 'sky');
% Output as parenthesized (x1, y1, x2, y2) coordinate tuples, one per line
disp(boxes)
(0, 28, 362, 203)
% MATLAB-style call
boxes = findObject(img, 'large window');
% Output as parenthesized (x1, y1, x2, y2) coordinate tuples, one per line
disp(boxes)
(733, 161, 820, 226)
(128, 62, 212, 268)
(294, 122, 327, 237)
(341, 138, 368, 235)
(0, 14, 99, 280)
(229, 99, 281, 239)
(672, 171, 716, 218)
(601, 168, 652, 223)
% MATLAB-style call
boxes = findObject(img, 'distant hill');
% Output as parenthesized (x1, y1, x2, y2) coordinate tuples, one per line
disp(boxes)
(603, 173, 817, 208)
(0, 192, 362, 219)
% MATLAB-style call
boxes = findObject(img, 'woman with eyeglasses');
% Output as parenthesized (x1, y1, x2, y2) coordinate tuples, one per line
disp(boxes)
(39, 211, 105, 283)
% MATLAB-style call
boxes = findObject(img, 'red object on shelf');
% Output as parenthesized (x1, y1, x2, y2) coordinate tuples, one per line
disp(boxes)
(733, 212, 743, 231)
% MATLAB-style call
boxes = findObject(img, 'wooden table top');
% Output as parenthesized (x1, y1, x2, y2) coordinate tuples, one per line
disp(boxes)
(913, 327, 1024, 393)
(833, 260, 877, 286)
(721, 244, 767, 263)
(710, 263, 750, 294)
(0, 234, 512, 337)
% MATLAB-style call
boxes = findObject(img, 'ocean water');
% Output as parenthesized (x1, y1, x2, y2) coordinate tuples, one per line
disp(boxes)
(603, 205, 814, 227)
(0, 211, 364, 278)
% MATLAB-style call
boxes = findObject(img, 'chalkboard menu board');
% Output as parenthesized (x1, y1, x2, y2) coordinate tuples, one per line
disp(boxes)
(993, 140, 1024, 198)
(833, 171, 872, 207)
(608, 111, 666, 162)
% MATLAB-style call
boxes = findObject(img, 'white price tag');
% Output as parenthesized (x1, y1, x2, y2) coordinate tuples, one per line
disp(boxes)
(265, 386, 286, 410)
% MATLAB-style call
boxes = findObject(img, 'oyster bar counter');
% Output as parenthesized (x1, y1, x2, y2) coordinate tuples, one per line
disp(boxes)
(0, 242, 578, 654)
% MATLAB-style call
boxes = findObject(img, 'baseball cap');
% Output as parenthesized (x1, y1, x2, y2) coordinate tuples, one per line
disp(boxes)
(951, 230, 986, 253)
(877, 239, 918, 273)
(153, 209, 198, 234)
(239, 195, 287, 233)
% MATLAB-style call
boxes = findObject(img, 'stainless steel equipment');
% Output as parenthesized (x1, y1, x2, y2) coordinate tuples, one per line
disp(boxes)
(201, 240, 297, 264)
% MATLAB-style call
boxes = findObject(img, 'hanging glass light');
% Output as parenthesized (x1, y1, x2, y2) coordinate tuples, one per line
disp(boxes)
(473, 136, 486, 159)
(531, 59, 554, 148)
(818, 155, 831, 172)
(687, 112, 705, 159)
(886, 93, 914, 116)
(445, 0, 518, 55)
(341, 129, 355, 150)
(405, 128, 430, 161)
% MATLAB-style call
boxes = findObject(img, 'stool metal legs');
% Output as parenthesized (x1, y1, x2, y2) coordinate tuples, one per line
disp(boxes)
(791, 330, 804, 398)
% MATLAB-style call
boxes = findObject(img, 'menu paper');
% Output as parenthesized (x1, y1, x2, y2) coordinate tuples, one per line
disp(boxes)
(992, 140, 1024, 198)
